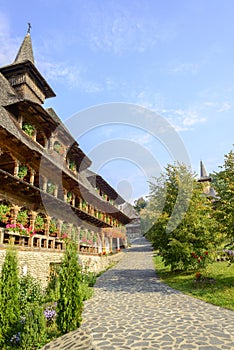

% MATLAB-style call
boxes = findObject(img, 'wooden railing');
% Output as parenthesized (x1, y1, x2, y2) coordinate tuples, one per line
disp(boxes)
(0, 228, 65, 251)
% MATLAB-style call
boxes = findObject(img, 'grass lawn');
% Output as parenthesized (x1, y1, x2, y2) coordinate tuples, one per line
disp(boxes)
(154, 255, 234, 311)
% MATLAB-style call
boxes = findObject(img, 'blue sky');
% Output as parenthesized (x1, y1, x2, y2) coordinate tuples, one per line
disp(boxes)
(1, 0, 234, 203)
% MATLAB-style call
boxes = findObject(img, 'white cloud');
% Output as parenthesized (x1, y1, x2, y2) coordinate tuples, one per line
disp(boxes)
(170, 62, 200, 75)
(80, 4, 175, 55)
(38, 59, 104, 93)
(217, 102, 232, 112)
(0, 13, 19, 66)
(203, 101, 232, 113)
(162, 108, 207, 132)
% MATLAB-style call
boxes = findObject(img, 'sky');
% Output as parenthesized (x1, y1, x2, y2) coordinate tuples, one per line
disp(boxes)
(0, 0, 234, 203)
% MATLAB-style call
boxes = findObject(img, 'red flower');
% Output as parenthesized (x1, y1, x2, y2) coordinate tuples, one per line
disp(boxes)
(204, 251, 208, 255)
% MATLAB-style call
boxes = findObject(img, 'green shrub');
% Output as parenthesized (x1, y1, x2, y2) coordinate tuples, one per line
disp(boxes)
(56, 239, 84, 334)
(19, 274, 45, 310)
(45, 267, 60, 302)
(20, 302, 47, 349)
(0, 245, 20, 346)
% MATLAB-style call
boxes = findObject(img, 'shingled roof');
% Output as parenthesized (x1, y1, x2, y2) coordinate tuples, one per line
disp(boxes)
(198, 161, 211, 182)
(14, 33, 34, 64)
(0, 72, 19, 105)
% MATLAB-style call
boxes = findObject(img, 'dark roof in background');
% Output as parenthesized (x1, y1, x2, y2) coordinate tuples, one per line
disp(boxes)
(86, 169, 125, 204)
(198, 160, 211, 182)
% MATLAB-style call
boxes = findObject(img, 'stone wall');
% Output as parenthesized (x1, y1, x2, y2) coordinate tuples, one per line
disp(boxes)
(0, 249, 124, 288)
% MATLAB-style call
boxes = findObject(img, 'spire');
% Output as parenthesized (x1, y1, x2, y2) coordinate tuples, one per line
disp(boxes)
(198, 161, 211, 182)
(200, 160, 208, 178)
(14, 24, 34, 64)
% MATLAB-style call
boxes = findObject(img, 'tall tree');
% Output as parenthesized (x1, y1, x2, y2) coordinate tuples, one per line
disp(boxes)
(134, 197, 147, 213)
(213, 149, 234, 241)
(146, 163, 219, 271)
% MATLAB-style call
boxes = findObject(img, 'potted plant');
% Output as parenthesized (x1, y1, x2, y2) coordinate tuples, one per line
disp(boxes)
(67, 192, 72, 203)
(0, 204, 11, 224)
(35, 214, 45, 234)
(49, 219, 57, 237)
(47, 182, 56, 195)
(22, 123, 35, 137)
(53, 142, 64, 155)
(69, 160, 76, 171)
(17, 210, 28, 226)
(18, 165, 28, 179)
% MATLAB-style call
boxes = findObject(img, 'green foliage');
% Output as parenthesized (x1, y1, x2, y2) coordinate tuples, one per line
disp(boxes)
(19, 274, 45, 310)
(22, 123, 35, 137)
(17, 210, 28, 226)
(56, 239, 84, 334)
(146, 163, 219, 271)
(154, 255, 234, 310)
(213, 149, 234, 240)
(45, 267, 60, 302)
(133, 197, 147, 213)
(69, 160, 76, 171)
(0, 246, 20, 346)
(18, 165, 28, 179)
(35, 214, 44, 232)
(0, 203, 11, 224)
(49, 218, 57, 234)
(20, 302, 47, 349)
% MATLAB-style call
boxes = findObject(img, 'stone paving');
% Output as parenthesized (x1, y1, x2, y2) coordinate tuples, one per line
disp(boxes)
(42, 237, 234, 349)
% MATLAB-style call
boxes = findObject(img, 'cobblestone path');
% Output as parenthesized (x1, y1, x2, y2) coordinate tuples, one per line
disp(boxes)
(81, 237, 234, 350)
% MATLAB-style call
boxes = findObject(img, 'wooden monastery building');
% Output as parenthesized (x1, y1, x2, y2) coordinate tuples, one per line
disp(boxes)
(0, 30, 137, 285)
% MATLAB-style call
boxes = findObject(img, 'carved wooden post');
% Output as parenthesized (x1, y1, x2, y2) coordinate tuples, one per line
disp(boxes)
(110, 236, 113, 253)
(102, 230, 105, 253)
(49, 135, 55, 150)
(42, 176, 48, 192)
(18, 115, 23, 128)
(63, 188, 68, 202)
(117, 237, 120, 251)
(29, 169, 35, 185)
(79, 198, 82, 210)
(54, 184, 58, 198)
(13, 159, 19, 177)
(29, 211, 37, 231)
(57, 219, 63, 237)
(32, 128, 37, 142)
(44, 216, 51, 236)
(11, 205, 21, 224)
(0, 228, 4, 244)
(72, 194, 75, 207)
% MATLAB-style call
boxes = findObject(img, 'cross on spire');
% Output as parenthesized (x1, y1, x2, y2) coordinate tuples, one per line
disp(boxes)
(27, 22, 31, 34)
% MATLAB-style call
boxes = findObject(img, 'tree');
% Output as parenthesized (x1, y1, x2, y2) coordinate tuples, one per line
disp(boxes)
(134, 197, 147, 213)
(146, 163, 219, 271)
(56, 239, 84, 334)
(212, 149, 234, 243)
(0, 245, 20, 345)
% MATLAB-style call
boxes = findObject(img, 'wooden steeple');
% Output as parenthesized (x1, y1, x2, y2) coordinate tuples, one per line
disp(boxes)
(0, 26, 55, 104)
